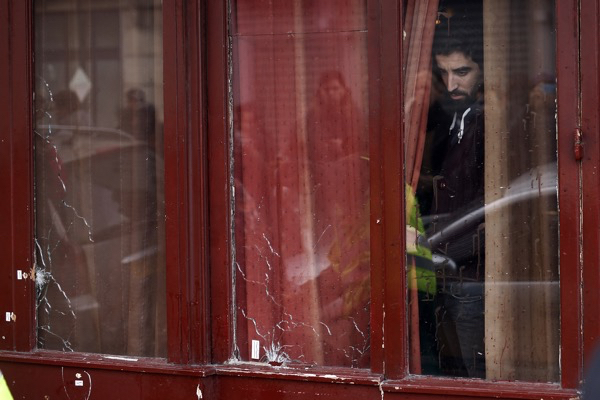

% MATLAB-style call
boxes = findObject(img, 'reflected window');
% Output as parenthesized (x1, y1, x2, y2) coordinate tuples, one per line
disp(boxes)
(232, 0, 370, 367)
(405, 0, 559, 381)
(34, 0, 166, 357)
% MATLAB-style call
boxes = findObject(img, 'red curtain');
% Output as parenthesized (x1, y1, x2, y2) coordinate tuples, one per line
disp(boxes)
(403, 0, 439, 190)
(402, 0, 439, 374)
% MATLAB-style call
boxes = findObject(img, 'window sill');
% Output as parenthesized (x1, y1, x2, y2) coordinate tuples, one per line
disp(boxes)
(382, 375, 579, 400)
(0, 351, 582, 399)
(0, 350, 215, 377)
(216, 362, 382, 386)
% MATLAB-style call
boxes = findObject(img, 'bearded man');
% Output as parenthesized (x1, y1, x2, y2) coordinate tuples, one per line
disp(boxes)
(418, 24, 486, 378)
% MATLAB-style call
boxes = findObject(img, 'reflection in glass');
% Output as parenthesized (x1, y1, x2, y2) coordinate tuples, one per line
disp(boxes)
(406, 0, 559, 381)
(232, 0, 370, 367)
(34, 0, 166, 357)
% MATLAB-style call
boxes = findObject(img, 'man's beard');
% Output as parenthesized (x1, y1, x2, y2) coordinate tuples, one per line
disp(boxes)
(440, 89, 479, 114)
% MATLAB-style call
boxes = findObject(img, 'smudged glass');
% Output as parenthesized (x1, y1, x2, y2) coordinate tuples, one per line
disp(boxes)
(405, 0, 559, 381)
(231, 0, 371, 367)
(34, 0, 166, 357)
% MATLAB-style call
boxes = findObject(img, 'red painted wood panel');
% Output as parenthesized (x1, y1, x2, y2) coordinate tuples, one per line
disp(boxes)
(216, 374, 377, 400)
(581, 0, 600, 373)
(0, 358, 580, 399)
(164, 0, 189, 364)
(556, 0, 584, 389)
(0, 0, 15, 353)
(0, 0, 35, 353)
(184, 0, 211, 366)
(0, 361, 216, 400)
(382, 378, 578, 400)
(164, 0, 209, 364)
(207, 0, 236, 364)
(11, 0, 35, 355)
(378, 0, 407, 379)
(367, 0, 385, 375)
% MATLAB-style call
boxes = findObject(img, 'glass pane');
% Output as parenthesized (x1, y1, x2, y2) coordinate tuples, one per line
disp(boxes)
(406, 0, 558, 381)
(232, 0, 370, 367)
(34, 0, 166, 357)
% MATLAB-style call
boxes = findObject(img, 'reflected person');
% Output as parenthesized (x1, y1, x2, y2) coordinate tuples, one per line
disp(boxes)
(418, 22, 485, 378)
(306, 71, 370, 367)
(121, 88, 156, 148)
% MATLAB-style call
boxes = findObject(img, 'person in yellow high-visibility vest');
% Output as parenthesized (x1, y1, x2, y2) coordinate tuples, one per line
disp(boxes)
(406, 185, 440, 375)
(0, 372, 14, 400)
(406, 185, 436, 296)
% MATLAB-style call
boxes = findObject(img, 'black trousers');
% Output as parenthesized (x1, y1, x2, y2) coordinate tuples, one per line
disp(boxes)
(437, 281, 485, 378)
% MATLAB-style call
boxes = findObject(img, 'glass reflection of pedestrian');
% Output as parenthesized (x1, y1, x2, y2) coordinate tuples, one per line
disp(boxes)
(306, 71, 370, 367)
(118, 88, 158, 226)
(307, 71, 366, 161)
(119, 88, 160, 356)
(121, 88, 156, 147)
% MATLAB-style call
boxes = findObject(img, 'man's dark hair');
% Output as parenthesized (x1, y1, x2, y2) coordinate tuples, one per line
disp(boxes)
(432, 23, 484, 69)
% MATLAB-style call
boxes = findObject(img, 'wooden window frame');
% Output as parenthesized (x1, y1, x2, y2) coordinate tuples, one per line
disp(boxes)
(0, 0, 592, 398)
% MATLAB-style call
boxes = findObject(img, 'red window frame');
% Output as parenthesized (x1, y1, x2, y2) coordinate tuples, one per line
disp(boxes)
(0, 0, 593, 398)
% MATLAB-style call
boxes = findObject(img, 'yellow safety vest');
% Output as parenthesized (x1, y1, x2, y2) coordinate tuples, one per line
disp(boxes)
(0, 372, 13, 400)
(406, 185, 436, 296)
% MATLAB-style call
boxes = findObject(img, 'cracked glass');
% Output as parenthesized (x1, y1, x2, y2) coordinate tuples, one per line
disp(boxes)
(231, 0, 370, 367)
(34, 0, 166, 357)
(405, 0, 559, 381)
